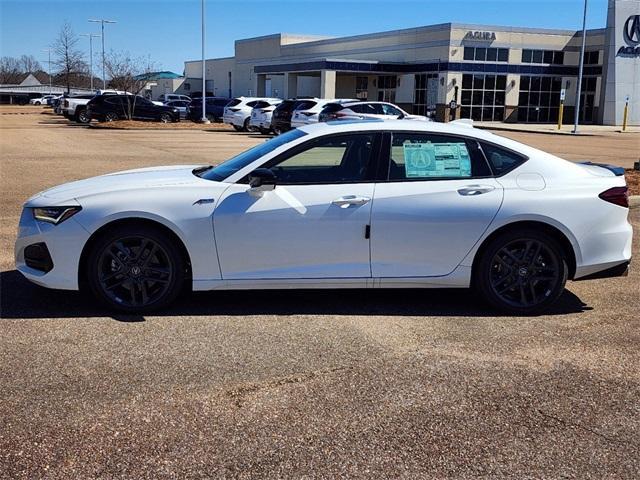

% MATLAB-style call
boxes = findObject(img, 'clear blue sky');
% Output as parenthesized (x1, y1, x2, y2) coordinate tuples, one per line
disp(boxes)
(1, 0, 608, 74)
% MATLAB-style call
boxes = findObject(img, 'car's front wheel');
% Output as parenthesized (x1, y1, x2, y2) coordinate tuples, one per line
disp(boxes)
(86, 225, 186, 312)
(474, 229, 568, 315)
(76, 109, 90, 124)
(159, 113, 172, 123)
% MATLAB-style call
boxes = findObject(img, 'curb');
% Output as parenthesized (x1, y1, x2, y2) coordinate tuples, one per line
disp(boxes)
(475, 125, 601, 136)
(630, 196, 640, 209)
(87, 124, 230, 132)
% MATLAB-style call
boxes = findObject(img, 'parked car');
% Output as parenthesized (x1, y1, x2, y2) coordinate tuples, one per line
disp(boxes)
(62, 94, 99, 123)
(158, 94, 191, 103)
(249, 99, 283, 133)
(86, 94, 180, 123)
(319, 101, 429, 122)
(15, 120, 632, 314)
(290, 98, 356, 128)
(186, 97, 230, 122)
(223, 97, 281, 131)
(165, 99, 191, 119)
(29, 95, 56, 105)
(270, 99, 300, 134)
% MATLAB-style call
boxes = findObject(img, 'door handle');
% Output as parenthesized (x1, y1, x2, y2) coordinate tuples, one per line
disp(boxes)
(457, 185, 495, 196)
(331, 195, 371, 208)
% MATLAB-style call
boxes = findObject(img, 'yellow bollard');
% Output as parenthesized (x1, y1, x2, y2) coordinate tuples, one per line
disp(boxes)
(558, 101, 564, 130)
(622, 101, 629, 132)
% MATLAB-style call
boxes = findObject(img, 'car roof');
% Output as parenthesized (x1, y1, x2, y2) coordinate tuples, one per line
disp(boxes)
(296, 119, 535, 153)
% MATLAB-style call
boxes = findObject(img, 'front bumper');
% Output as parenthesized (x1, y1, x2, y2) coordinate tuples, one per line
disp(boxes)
(15, 207, 90, 290)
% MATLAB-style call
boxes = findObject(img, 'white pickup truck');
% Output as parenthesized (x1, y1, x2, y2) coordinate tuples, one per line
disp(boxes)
(62, 94, 99, 123)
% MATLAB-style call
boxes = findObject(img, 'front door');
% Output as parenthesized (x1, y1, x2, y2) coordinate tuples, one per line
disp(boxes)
(370, 132, 503, 277)
(213, 133, 379, 279)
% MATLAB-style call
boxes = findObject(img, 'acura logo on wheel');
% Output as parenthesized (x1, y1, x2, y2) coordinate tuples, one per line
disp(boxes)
(624, 15, 640, 46)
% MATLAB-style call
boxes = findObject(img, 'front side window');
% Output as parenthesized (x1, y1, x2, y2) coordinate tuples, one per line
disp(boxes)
(382, 104, 402, 116)
(387, 133, 491, 180)
(197, 129, 307, 182)
(265, 134, 375, 184)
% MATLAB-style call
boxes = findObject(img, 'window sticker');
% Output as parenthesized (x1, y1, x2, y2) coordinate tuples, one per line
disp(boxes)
(402, 141, 472, 178)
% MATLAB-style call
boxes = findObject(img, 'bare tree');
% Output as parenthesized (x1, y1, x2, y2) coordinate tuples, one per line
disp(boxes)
(18, 55, 42, 73)
(105, 51, 157, 119)
(0, 56, 22, 84)
(53, 22, 86, 93)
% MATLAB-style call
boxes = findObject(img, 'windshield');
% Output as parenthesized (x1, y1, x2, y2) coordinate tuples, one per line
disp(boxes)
(196, 129, 307, 181)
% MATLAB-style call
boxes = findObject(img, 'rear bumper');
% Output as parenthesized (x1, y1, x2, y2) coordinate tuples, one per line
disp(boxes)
(574, 259, 630, 281)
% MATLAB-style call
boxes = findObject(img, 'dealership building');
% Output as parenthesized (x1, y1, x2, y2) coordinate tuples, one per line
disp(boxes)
(182, 0, 639, 125)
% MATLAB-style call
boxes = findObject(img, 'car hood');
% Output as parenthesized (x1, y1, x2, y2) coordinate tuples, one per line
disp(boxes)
(26, 165, 206, 205)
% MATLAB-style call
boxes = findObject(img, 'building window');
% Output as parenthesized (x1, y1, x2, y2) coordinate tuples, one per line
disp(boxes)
(517, 76, 562, 123)
(463, 47, 509, 62)
(460, 74, 506, 121)
(355, 76, 368, 99)
(521, 49, 564, 64)
(413, 73, 438, 117)
(377, 75, 397, 102)
(583, 50, 600, 64)
(183, 83, 190, 91)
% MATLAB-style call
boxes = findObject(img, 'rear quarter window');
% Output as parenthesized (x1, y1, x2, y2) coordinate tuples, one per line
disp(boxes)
(479, 141, 528, 175)
(294, 101, 317, 111)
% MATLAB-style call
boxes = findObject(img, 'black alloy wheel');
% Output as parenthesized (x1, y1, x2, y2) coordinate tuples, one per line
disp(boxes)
(159, 113, 172, 123)
(87, 226, 186, 312)
(475, 229, 568, 314)
(105, 111, 118, 122)
(77, 109, 90, 124)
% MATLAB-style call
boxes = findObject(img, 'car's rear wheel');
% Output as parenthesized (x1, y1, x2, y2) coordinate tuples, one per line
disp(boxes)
(34, 101, 41, 105)
(232, 124, 243, 132)
(86, 225, 186, 312)
(76, 109, 90, 124)
(159, 113, 172, 123)
(105, 111, 118, 122)
(243, 118, 250, 132)
(475, 229, 568, 315)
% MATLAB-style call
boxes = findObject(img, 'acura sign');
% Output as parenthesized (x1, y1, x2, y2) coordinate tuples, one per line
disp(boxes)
(618, 14, 640, 56)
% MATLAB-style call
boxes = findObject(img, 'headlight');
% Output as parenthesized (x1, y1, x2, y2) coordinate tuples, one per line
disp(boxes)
(32, 206, 82, 225)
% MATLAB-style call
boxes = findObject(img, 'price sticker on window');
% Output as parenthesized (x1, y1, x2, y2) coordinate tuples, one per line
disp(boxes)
(403, 142, 472, 178)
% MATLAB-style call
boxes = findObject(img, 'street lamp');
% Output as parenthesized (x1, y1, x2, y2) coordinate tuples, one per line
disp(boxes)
(41, 48, 52, 95)
(201, 0, 210, 123)
(81, 33, 101, 91)
(572, 0, 588, 134)
(88, 18, 116, 90)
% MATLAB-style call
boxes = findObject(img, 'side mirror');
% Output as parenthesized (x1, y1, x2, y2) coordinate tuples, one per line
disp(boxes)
(397, 112, 405, 119)
(248, 168, 276, 192)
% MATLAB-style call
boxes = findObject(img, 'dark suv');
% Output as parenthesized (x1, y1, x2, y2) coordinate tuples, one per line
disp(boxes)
(86, 95, 180, 123)
(186, 97, 230, 122)
(270, 99, 300, 134)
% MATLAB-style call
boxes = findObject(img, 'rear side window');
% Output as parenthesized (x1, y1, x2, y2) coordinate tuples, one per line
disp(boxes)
(253, 101, 270, 109)
(387, 133, 491, 180)
(246, 101, 259, 108)
(227, 99, 241, 107)
(479, 141, 527, 175)
(294, 100, 317, 111)
(322, 103, 343, 113)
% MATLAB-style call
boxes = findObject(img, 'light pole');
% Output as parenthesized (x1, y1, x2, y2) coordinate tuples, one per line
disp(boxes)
(88, 18, 116, 90)
(81, 33, 101, 91)
(201, 0, 210, 123)
(572, 0, 588, 134)
(41, 49, 52, 95)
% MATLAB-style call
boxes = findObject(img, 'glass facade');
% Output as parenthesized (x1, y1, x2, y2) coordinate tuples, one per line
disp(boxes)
(521, 49, 565, 64)
(413, 73, 438, 117)
(355, 76, 368, 99)
(460, 74, 506, 121)
(517, 76, 562, 123)
(463, 47, 509, 62)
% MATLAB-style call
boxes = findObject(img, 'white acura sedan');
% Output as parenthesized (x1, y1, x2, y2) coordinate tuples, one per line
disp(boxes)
(15, 120, 632, 314)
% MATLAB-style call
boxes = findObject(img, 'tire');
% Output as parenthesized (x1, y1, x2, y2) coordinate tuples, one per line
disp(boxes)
(159, 113, 172, 123)
(105, 111, 118, 122)
(242, 118, 250, 132)
(259, 128, 271, 135)
(34, 101, 41, 106)
(86, 225, 186, 313)
(76, 109, 90, 124)
(474, 228, 568, 315)
(232, 124, 243, 132)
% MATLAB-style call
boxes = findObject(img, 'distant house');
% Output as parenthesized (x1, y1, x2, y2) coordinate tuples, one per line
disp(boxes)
(134, 71, 185, 100)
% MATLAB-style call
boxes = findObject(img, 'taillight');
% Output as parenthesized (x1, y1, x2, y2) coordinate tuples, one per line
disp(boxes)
(599, 186, 629, 208)
(301, 111, 314, 117)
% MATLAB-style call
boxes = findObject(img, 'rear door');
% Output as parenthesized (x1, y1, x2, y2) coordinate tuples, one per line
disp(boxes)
(370, 131, 503, 277)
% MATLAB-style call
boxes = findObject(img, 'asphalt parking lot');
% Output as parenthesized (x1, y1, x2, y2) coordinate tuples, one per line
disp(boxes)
(1, 107, 639, 478)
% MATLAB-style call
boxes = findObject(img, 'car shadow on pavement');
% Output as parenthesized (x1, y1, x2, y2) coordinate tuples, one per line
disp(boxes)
(0, 269, 591, 321)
